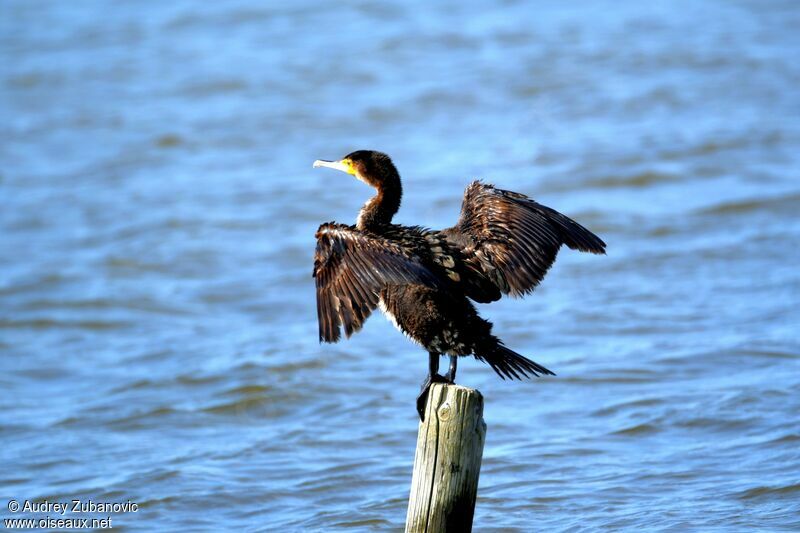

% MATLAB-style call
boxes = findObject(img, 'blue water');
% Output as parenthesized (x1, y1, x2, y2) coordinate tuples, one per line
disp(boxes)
(2, 0, 799, 530)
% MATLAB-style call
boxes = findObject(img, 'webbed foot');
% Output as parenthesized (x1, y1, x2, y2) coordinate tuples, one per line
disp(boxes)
(416, 373, 451, 421)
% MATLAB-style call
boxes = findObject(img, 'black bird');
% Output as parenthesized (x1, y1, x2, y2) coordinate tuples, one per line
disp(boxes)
(312, 150, 605, 420)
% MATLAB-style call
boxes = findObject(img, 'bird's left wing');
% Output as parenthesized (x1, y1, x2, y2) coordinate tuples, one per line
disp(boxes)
(314, 223, 442, 343)
(443, 181, 606, 299)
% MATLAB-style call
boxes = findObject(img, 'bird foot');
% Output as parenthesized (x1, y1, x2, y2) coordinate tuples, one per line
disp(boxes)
(416, 373, 454, 421)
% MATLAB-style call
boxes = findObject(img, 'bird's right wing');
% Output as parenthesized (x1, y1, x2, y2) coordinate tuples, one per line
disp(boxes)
(313, 223, 442, 343)
(443, 181, 606, 298)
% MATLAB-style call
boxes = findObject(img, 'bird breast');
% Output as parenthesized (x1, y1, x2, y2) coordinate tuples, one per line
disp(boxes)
(377, 297, 421, 346)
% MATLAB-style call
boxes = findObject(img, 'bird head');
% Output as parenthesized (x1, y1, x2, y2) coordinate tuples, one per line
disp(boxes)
(313, 150, 400, 191)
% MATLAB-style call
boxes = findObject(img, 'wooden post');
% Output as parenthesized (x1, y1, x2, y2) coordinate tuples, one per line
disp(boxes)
(405, 383, 486, 533)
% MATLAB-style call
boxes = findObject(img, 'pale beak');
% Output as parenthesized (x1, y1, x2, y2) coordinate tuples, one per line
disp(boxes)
(313, 159, 350, 173)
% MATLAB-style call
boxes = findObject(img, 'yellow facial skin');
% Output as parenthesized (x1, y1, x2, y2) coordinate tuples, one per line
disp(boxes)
(340, 159, 356, 175)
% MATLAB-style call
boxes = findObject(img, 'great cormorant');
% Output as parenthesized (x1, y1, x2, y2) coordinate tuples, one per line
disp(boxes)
(313, 150, 605, 420)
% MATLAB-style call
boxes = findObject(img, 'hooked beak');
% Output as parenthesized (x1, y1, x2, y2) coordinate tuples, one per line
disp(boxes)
(313, 159, 350, 173)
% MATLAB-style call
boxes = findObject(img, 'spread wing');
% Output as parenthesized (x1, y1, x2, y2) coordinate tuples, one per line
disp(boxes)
(443, 181, 606, 298)
(313, 223, 442, 343)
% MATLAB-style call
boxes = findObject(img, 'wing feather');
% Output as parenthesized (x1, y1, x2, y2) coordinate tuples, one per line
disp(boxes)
(445, 181, 605, 298)
(313, 223, 441, 343)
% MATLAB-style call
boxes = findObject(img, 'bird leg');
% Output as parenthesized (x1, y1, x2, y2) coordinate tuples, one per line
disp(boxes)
(416, 352, 448, 421)
(444, 355, 457, 384)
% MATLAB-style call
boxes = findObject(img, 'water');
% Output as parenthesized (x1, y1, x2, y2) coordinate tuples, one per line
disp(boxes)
(2, 0, 799, 530)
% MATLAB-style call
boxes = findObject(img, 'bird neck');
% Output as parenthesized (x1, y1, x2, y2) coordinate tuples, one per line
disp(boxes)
(356, 180, 402, 231)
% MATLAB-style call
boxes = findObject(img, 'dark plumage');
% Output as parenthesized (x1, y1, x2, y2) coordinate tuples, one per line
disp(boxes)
(312, 150, 606, 420)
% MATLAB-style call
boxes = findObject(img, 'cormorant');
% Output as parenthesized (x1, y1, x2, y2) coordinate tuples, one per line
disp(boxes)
(312, 150, 605, 420)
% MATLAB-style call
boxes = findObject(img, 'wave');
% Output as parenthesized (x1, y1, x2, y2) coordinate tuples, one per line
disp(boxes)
(698, 191, 800, 216)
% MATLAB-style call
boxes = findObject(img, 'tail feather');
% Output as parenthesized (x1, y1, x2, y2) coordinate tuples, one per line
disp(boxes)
(478, 343, 556, 381)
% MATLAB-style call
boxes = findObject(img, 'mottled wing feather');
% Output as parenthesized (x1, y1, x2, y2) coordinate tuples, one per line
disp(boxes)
(447, 181, 606, 298)
(313, 223, 441, 343)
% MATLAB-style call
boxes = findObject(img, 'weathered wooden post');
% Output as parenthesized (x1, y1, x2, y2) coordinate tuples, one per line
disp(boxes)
(405, 383, 486, 533)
